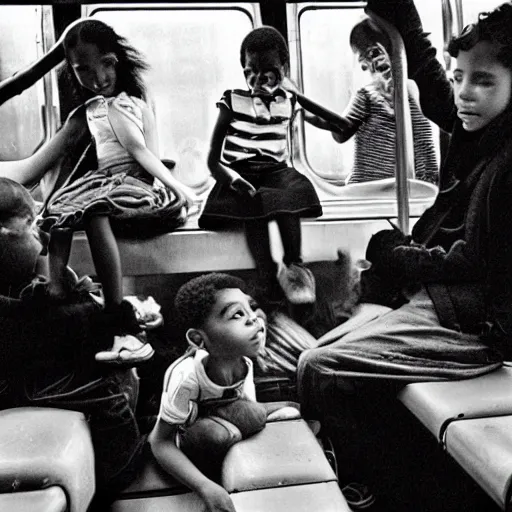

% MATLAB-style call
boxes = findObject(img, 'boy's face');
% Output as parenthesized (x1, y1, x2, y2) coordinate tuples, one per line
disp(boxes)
(243, 49, 286, 96)
(1, 214, 47, 284)
(454, 40, 512, 132)
(201, 288, 266, 359)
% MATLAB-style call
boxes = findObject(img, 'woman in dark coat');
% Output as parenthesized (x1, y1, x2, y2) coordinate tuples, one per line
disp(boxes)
(299, 1, 512, 509)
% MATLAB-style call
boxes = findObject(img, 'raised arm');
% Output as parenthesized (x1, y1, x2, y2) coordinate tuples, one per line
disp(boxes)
(107, 103, 198, 205)
(0, 106, 87, 186)
(149, 420, 236, 512)
(366, 0, 456, 133)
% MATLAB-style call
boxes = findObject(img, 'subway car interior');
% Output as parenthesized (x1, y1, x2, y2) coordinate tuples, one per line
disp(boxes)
(0, 0, 512, 511)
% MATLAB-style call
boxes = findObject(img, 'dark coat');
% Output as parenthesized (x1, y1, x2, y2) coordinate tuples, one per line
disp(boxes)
(367, 0, 512, 356)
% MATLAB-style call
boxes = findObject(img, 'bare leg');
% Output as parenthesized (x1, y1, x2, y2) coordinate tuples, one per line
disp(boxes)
(84, 215, 123, 309)
(275, 213, 302, 265)
(48, 229, 73, 299)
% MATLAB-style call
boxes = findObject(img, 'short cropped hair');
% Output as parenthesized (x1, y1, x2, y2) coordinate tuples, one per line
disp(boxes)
(0, 178, 35, 224)
(349, 18, 391, 55)
(448, 2, 512, 70)
(240, 26, 289, 69)
(175, 273, 249, 329)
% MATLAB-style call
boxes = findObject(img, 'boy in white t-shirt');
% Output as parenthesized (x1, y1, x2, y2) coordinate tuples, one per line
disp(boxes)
(149, 273, 298, 512)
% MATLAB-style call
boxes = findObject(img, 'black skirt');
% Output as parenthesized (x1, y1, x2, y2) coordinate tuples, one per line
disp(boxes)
(199, 162, 322, 229)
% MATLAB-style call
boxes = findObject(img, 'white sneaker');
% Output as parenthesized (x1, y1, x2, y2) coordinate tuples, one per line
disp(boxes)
(277, 263, 316, 304)
(95, 334, 155, 365)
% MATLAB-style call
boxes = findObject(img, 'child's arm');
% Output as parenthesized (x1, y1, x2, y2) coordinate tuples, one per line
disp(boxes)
(281, 77, 357, 143)
(149, 420, 236, 512)
(107, 104, 198, 205)
(366, 0, 456, 132)
(0, 106, 87, 186)
(207, 106, 256, 197)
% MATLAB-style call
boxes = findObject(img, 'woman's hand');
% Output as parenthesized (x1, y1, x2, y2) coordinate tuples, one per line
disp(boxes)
(199, 481, 237, 512)
(230, 176, 257, 197)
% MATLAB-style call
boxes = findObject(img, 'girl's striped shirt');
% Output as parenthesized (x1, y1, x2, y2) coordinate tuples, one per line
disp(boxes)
(344, 84, 439, 185)
(218, 89, 296, 166)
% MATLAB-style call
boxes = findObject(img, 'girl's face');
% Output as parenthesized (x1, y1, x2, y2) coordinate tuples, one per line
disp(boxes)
(243, 49, 286, 96)
(68, 42, 118, 97)
(453, 40, 512, 131)
(357, 42, 392, 80)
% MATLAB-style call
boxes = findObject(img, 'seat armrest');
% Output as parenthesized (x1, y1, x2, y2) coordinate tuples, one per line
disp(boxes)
(0, 407, 95, 512)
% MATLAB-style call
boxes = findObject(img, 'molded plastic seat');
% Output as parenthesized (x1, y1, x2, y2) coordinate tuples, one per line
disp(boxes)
(222, 419, 336, 492)
(0, 407, 95, 512)
(112, 418, 346, 512)
(230, 482, 351, 512)
(445, 415, 512, 509)
(398, 366, 512, 442)
(0, 487, 67, 512)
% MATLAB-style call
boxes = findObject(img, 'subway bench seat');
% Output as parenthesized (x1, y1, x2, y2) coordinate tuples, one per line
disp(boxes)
(0, 407, 95, 512)
(112, 417, 350, 512)
(398, 365, 512, 509)
(398, 366, 512, 443)
(444, 415, 512, 510)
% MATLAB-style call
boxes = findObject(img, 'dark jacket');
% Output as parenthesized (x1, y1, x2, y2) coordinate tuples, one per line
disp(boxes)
(367, 0, 512, 356)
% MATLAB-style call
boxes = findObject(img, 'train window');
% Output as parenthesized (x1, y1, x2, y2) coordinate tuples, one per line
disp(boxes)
(86, 3, 259, 192)
(0, 6, 45, 160)
(289, 1, 443, 202)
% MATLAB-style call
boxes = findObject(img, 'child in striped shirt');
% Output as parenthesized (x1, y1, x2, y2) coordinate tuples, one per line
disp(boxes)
(199, 26, 345, 305)
(310, 18, 438, 185)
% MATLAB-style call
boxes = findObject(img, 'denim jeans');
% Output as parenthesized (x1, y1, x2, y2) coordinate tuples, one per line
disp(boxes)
(19, 367, 146, 495)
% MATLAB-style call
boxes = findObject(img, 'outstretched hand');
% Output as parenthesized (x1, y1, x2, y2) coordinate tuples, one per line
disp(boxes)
(199, 481, 237, 512)
(230, 176, 257, 197)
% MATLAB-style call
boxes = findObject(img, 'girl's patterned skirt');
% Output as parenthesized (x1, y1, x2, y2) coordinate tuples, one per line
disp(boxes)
(39, 162, 187, 238)
(199, 162, 322, 229)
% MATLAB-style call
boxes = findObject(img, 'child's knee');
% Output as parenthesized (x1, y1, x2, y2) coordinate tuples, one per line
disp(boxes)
(180, 416, 242, 458)
(212, 399, 267, 438)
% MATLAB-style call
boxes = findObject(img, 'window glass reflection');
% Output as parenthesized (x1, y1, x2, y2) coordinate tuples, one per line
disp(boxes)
(0, 6, 44, 160)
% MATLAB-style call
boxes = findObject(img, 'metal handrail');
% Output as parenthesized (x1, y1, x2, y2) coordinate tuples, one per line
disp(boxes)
(366, 9, 414, 234)
(0, 18, 91, 107)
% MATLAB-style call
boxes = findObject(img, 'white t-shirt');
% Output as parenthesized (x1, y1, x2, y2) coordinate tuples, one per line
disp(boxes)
(158, 348, 256, 427)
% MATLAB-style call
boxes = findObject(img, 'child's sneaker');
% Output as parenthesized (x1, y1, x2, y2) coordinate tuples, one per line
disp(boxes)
(95, 333, 155, 365)
(124, 295, 164, 330)
(277, 263, 316, 304)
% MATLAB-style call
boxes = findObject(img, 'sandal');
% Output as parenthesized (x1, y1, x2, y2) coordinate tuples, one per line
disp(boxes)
(341, 482, 377, 510)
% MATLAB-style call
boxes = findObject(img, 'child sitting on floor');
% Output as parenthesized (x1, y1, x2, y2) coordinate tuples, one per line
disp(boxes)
(149, 273, 298, 512)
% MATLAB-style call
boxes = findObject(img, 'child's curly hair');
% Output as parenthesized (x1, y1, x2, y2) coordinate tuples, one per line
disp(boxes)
(448, 2, 512, 70)
(0, 178, 35, 224)
(240, 26, 289, 70)
(175, 273, 250, 329)
(63, 18, 149, 101)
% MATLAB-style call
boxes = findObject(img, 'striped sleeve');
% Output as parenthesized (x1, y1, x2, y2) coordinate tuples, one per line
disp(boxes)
(342, 88, 370, 129)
